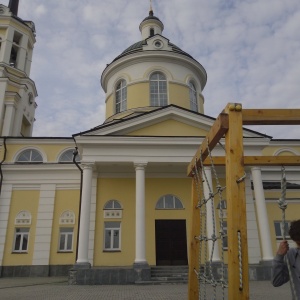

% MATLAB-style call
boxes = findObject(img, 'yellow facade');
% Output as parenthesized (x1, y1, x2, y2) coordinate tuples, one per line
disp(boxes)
(3, 190, 40, 266)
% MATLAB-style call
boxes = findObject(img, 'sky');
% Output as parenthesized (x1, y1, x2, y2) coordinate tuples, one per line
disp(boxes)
(4, 0, 300, 138)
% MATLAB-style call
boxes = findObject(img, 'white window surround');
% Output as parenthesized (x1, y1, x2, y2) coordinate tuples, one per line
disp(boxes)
(189, 81, 198, 112)
(59, 210, 75, 225)
(14, 147, 46, 163)
(150, 72, 168, 107)
(155, 194, 184, 209)
(15, 210, 31, 225)
(13, 227, 30, 253)
(274, 148, 300, 156)
(58, 149, 80, 162)
(103, 200, 122, 219)
(58, 228, 74, 252)
(115, 79, 127, 113)
(104, 222, 121, 251)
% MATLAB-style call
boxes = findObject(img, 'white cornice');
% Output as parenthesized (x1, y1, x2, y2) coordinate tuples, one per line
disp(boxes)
(101, 51, 206, 92)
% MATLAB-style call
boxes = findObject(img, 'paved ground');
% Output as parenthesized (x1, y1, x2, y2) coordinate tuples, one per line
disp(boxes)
(0, 277, 293, 299)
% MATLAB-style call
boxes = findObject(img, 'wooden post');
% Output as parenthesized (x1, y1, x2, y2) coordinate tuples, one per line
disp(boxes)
(188, 176, 201, 300)
(224, 103, 249, 299)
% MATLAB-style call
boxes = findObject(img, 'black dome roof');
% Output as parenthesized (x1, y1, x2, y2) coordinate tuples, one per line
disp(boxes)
(112, 38, 195, 63)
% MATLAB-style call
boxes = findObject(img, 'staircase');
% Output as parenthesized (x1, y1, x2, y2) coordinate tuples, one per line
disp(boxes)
(137, 266, 189, 285)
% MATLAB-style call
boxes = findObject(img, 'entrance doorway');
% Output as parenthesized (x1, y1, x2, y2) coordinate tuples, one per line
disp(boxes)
(155, 219, 188, 266)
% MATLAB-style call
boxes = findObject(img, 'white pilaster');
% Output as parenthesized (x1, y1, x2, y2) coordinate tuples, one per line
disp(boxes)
(134, 162, 148, 265)
(203, 167, 220, 262)
(251, 167, 273, 261)
(32, 184, 56, 266)
(76, 162, 94, 266)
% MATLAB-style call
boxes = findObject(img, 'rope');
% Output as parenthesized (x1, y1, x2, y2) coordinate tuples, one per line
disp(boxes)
(277, 167, 297, 299)
(193, 140, 228, 299)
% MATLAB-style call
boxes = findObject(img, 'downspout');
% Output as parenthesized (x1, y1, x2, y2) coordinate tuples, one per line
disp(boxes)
(72, 139, 83, 262)
(0, 137, 8, 196)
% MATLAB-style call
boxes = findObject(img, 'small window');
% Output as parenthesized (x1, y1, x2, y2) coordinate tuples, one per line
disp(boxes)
(58, 228, 73, 252)
(13, 228, 29, 253)
(150, 28, 155, 37)
(274, 221, 290, 240)
(16, 149, 43, 163)
(115, 80, 127, 113)
(220, 221, 228, 250)
(104, 200, 122, 210)
(150, 72, 168, 107)
(155, 194, 184, 209)
(104, 200, 122, 218)
(104, 222, 121, 251)
(189, 81, 198, 112)
(59, 149, 80, 163)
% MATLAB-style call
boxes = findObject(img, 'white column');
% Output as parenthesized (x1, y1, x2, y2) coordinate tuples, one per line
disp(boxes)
(251, 167, 273, 261)
(76, 162, 94, 266)
(203, 167, 221, 262)
(134, 162, 148, 266)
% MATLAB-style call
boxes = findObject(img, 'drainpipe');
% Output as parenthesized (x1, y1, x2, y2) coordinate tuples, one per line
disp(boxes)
(0, 137, 8, 196)
(72, 140, 83, 262)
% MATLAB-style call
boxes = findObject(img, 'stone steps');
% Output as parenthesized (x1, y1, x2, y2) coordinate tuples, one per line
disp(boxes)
(136, 266, 188, 285)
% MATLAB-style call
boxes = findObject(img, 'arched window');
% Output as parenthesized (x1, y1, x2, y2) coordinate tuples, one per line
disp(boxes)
(150, 72, 168, 107)
(116, 80, 127, 113)
(189, 81, 198, 112)
(104, 200, 122, 218)
(16, 149, 43, 163)
(155, 194, 184, 209)
(58, 149, 80, 162)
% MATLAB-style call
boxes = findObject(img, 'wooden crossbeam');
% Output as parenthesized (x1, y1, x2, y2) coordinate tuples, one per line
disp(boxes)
(242, 109, 300, 125)
(202, 156, 300, 166)
(187, 113, 229, 177)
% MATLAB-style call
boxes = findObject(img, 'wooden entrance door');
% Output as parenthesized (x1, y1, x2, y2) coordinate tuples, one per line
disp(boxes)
(155, 220, 188, 266)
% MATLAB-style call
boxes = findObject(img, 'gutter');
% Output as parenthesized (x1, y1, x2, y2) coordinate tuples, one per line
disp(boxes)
(0, 137, 8, 196)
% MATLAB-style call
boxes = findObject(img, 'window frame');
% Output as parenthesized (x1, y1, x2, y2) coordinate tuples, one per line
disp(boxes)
(58, 149, 80, 163)
(189, 81, 198, 112)
(150, 72, 168, 107)
(274, 220, 290, 240)
(155, 194, 184, 210)
(13, 227, 30, 253)
(16, 149, 43, 163)
(115, 79, 127, 113)
(104, 222, 121, 251)
(58, 227, 74, 252)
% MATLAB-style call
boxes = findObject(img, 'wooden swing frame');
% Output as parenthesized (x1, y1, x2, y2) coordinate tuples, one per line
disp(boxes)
(187, 103, 300, 299)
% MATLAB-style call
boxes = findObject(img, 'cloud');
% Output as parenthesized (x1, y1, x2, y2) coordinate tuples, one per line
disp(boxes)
(8, 0, 299, 139)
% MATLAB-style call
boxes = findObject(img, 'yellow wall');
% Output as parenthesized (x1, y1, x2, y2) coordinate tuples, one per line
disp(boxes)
(129, 119, 208, 136)
(105, 94, 114, 119)
(127, 83, 149, 109)
(3, 190, 39, 266)
(94, 177, 192, 266)
(169, 83, 190, 110)
(4, 143, 74, 162)
(262, 146, 300, 156)
(49, 190, 80, 265)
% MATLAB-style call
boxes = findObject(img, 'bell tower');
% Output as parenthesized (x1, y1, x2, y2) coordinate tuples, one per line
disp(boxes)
(0, 0, 37, 137)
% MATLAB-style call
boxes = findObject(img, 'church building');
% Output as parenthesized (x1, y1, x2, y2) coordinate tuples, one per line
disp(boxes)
(0, 1, 299, 284)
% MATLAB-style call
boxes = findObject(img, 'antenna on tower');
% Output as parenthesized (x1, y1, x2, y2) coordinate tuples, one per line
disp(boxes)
(8, 0, 19, 16)
(149, 0, 154, 16)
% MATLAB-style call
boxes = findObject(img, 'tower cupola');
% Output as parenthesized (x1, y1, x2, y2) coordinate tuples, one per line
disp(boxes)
(139, 4, 164, 39)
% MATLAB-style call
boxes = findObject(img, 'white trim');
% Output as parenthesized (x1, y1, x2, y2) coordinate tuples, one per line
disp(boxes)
(274, 147, 300, 156)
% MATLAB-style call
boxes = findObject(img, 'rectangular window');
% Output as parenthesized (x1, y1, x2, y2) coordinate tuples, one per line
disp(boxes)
(104, 222, 121, 251)
(220, 221, 228, 250)
(59, 228, 73, 252)
(13, 228, 29, 252)
(274, 221, 290, 240)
